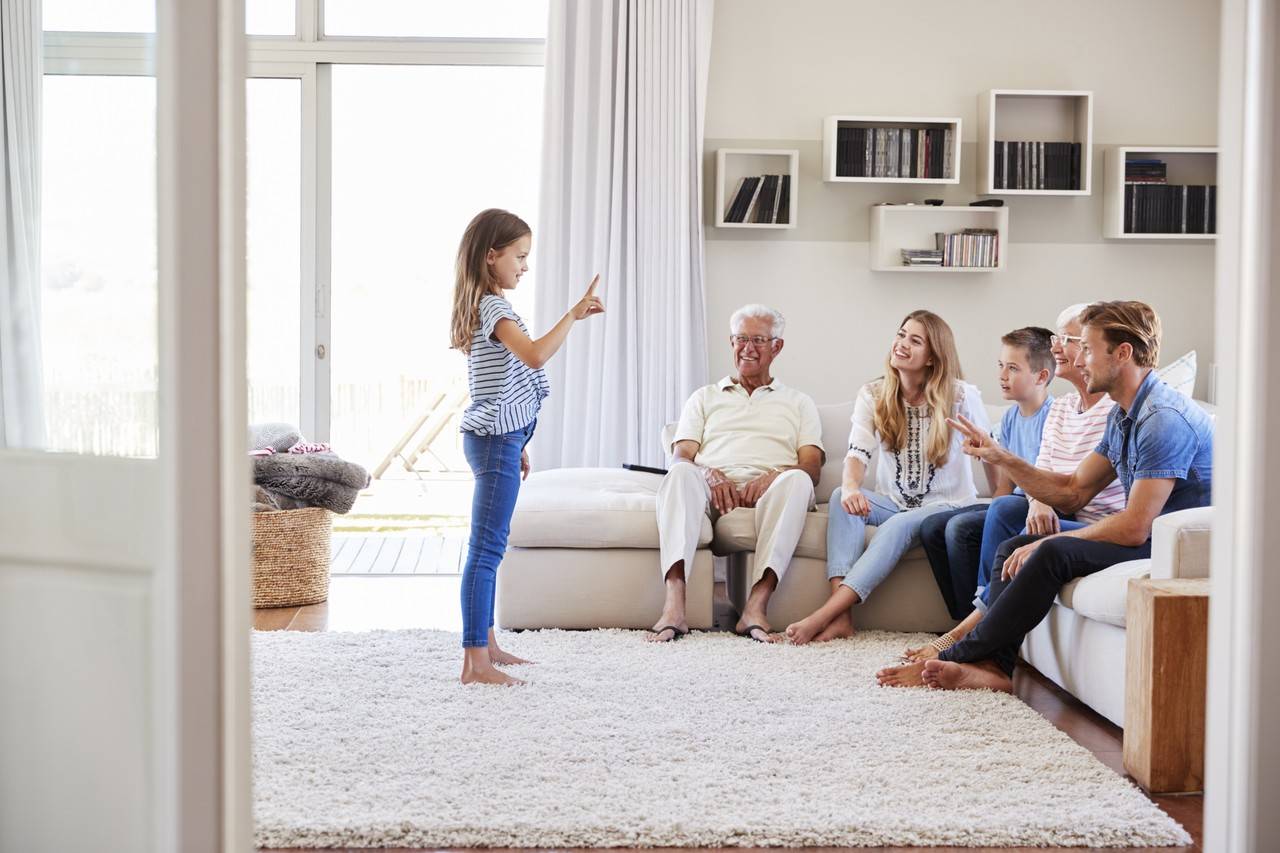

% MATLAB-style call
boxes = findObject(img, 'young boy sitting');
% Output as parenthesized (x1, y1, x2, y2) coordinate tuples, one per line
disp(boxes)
(919, 326, 1056, 620)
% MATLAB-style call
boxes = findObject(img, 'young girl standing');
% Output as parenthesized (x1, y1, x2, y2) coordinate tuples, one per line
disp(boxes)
(450, 208, 602, 686)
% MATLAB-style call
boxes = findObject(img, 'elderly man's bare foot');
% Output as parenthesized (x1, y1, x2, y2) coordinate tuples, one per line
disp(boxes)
(921, 659, 1013, 692)
(783, 613, 829, 646)
(813, 610, 854, 642)
(875, 661, 926, 687)
(646, 604, 688, 643)
(733, 620, 779, 643)
(460, 664, 525, 686)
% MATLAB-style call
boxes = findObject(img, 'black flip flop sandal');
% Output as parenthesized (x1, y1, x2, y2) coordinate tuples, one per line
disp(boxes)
(646, 625, 687, 642)
(734, 624, 770, 643)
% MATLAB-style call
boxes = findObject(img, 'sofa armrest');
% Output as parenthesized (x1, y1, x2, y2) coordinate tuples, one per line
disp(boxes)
(1149, 506, 1213, 580)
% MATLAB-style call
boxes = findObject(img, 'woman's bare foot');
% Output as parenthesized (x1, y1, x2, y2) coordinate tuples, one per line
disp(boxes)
(813, 610, 855, 642)
(901, 642, 939, 663)
(921, 659, 1012, 692)
(783, 612, 829, 646)
(875, 661, 926, 687)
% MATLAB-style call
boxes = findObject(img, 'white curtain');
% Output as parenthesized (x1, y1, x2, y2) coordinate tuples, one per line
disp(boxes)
(532, 0, 713, 468)
(0, 0, 43, 449)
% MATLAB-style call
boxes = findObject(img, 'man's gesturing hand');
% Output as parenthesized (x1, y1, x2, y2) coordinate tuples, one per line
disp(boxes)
(703, 466, 741, 514)
(947, 414, 1002, 463)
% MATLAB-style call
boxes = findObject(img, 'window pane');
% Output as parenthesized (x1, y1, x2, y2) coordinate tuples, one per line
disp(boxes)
(248, 0, 295, 36)
(329, 64, 543, 472)
(42, 76, 158, 456)
(323, 0, 547, 39)
(246, 78, 302, 427)
(42, 0, 154, 32)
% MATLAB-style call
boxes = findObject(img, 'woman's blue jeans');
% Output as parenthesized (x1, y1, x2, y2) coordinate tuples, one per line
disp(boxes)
(460, 420, 535, 648)
(826, 487, 958, 602)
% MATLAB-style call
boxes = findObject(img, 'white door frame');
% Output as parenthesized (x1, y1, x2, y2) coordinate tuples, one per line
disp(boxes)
(155, 0, 250, 849)
(1203, 0, 1280, 848)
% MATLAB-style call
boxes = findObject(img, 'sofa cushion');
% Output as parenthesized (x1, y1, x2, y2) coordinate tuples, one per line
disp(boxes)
(509, 467, 713, 549)
(1056, 558, 1151, 627)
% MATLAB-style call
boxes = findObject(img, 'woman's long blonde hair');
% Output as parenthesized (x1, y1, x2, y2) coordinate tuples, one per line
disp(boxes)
(873, 310, 963, 467)
(449, 208, 532, 353)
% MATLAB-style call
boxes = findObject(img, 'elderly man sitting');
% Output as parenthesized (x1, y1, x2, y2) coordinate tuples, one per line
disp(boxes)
(649, 304, 824, 643)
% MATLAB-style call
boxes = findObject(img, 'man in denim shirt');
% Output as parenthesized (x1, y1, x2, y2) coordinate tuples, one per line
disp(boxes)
(909, 301, 1213, 692)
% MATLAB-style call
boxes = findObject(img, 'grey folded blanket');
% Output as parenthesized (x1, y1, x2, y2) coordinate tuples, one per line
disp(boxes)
(252, 453, 370, 514)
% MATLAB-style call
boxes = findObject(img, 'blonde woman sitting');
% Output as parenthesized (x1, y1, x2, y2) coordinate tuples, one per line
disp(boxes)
(784, 310, 990, 644)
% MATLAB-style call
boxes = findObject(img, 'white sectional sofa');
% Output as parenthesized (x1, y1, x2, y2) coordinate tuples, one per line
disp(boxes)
(497, 393, 1214, 728)
(498, 399, 998, 633)
(1021, 506, 1211, 726)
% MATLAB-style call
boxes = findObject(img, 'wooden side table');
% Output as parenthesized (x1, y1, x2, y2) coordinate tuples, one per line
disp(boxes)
(1123, 577, 1210, 794)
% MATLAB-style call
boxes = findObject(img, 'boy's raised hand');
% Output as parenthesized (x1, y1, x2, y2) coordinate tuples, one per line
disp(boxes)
(571, 275, 605, 320)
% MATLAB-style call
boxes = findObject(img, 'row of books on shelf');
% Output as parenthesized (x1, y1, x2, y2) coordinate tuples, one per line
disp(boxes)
(901, 229, 1000, 268)
(993, 140, 1082, 190)
(1124, 158, 1168, 183)
(1124, 183, 1216, 234)
(835, 126, 954, 179)
(723, 174, 791, 224)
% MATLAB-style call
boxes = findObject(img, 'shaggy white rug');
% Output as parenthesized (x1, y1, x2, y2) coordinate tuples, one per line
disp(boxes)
(252, 629, 1190, 849)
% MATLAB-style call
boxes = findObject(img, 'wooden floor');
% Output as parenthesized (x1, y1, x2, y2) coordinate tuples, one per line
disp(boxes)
(255, 577, 1203, 853)
(330, 533, 467, 575)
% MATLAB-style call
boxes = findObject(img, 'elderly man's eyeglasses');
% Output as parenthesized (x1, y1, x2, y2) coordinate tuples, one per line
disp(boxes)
(730, 334, 777, 347)
(1050, 334, 1083, 347)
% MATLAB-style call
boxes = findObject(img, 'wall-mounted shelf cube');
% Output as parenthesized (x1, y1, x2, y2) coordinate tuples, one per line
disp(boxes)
(978, 89, 1093, 195)
(1103, 146, 1218, 240)
(822, 115, 961, 184)
(715, 148, 798, 229)
(869, 204, 1008, 272)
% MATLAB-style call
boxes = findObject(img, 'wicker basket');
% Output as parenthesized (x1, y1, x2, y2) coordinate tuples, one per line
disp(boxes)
(252, 507, 332, 608)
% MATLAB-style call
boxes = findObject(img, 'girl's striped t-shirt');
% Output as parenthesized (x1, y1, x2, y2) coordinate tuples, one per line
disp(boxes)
(1034, 391, 1127, 522)
(460, 294, 550, 436)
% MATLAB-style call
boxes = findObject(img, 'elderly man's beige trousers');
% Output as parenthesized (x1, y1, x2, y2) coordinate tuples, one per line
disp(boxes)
(656, 462, 815, 583)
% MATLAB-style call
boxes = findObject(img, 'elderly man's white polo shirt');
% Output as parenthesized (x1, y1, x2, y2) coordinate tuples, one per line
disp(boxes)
(672, 376, 824, 485)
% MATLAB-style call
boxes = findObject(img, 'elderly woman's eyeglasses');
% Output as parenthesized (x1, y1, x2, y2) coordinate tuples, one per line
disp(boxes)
(730, 334, 777, 347)
(1050, 334, 1083, 347)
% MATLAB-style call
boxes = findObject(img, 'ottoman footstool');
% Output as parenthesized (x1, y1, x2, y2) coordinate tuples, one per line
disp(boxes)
(497, 467, 715, 630)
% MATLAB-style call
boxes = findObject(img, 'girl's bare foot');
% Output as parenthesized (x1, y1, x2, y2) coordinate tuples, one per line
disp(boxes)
(813, 610, 855, 642)
(783, 613, 828, 645)
(875, 661, 926, 687)
(460, 664, 525, 686)
(921, 659, 1013, 692)
(486, 629, 533, 666)
(461, 646, 525, 685)
(489, 646, 533, 666)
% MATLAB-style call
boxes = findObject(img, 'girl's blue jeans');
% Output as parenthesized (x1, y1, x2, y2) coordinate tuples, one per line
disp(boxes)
(460, 420, 535, 648)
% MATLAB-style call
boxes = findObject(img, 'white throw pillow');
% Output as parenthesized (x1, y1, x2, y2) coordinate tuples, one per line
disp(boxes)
(1156, 350, 1196, 398)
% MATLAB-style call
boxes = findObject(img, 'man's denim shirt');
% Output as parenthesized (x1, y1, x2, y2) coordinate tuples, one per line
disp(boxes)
(1095, 369, 1214, 520)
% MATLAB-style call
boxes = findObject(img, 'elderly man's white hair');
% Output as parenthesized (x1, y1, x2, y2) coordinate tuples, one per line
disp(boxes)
(1056, 303, 1091, 330)
(729, 304, 786, 338)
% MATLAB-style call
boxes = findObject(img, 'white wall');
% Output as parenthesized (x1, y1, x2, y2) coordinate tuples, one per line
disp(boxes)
(703, 0, 1219, 405)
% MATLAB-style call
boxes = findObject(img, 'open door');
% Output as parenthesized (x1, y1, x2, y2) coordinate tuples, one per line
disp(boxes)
(0, 1, 250, 850)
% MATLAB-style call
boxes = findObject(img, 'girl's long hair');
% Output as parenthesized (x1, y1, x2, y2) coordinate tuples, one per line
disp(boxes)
(873, 310, 963, 467)
(449, 208, 532, 353)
